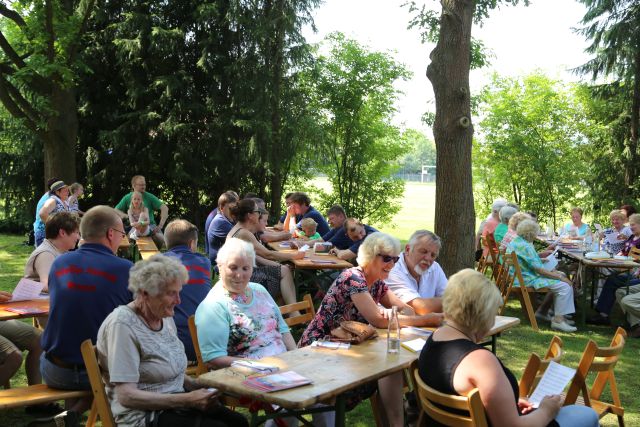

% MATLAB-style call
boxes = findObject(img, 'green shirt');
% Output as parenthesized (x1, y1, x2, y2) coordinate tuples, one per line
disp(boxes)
(115, 192, 164, 225)
(494, 223, 508, 244)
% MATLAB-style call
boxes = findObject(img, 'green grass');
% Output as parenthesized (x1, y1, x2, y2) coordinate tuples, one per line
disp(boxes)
(2, 185, 640, 426)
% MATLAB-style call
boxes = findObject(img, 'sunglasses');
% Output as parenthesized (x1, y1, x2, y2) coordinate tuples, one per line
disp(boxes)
(378, 254, 400, 264)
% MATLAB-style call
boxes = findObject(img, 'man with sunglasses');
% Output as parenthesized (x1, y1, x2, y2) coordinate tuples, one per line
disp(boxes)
(385, 230, 447, 315)
(164, 219, 212, 361)
(40, 206, 133, 426)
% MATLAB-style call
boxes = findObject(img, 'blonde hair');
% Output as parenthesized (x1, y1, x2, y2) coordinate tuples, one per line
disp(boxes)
(516, 219, 540, 242)
(508, 212, 531, 231)
(629, 213, 640, 226)
(610, 209, 626, 221)
(357, 232, 400, 267)
(300, 217, 317, 231)
(129, 191, 144, 211)
(443, 269, 502, 337)
(570, 207, 584, 217)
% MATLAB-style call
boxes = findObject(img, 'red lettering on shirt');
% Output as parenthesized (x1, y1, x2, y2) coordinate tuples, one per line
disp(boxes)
(55, 265, 83, 277)
(185, 265, 211, 277)
(67, 282, 96, 292)
(186, 278, 207, 285)
(85, 267, 117, 283)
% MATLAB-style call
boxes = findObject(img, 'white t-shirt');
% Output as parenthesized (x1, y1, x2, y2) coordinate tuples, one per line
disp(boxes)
(97, 305, 187, 427)
(386, 253, 447, 303)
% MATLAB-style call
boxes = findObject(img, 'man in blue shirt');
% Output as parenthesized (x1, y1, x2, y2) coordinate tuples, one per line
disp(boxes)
(289, 192, 330, 236)
(40, 206, 132, 421)
(204, 190, 238, 256)
(329, 218, 378, 261)
(163, 219, 212, 361)
(321, 204, 348, 246)
(207, 191, 238, 263)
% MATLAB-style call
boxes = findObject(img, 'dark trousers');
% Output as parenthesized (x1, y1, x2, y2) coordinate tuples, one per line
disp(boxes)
(596, 273, 640, 315)
(148, 406, 248, 427)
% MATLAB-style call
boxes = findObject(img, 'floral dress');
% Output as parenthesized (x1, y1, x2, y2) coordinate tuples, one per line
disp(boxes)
(506, 236, 564, 289)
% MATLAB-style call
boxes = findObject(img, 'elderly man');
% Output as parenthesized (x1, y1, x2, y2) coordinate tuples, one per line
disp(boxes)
(115, 175, 168, 249)
(386, 230, 447, 315)
(40, 206, 133, 425)
(163, 219, 212, 361)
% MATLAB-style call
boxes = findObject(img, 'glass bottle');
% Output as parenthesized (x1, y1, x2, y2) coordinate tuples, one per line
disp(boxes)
(387, 306, 400, 353)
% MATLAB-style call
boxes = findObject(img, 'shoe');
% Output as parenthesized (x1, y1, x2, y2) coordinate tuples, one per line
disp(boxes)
(630, 324, 640, 338)
(29, 411, 81, 427)
(586, 314, 610, 326)
(551, 320, 577, 332)
(563, 317, 576, 326)
(535, 311, 551, 322)
(25, 402, 63, 416)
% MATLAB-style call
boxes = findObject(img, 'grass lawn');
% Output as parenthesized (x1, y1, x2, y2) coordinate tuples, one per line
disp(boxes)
(2, 182, 639, 425)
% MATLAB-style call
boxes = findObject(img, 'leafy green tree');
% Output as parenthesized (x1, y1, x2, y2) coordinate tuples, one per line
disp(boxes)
(398, 128, 436, 175)
(474, 73, 589, 229)
(306, 33, 409, 225)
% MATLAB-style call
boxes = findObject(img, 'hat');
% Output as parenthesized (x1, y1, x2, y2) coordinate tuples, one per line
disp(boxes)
(49, 180, 68, 193)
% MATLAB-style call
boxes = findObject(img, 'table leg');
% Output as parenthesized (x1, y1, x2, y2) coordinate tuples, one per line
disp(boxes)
(580, 263, 587, 325)
(335, 395, 346, 427)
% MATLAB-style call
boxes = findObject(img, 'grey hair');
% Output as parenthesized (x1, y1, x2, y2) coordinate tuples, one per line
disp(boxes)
(217, 237, 256, 268)
(128, 254, 188, 297)
(516, 219, 540, 242)
(491, 198, 507, 213)
(408, 230, 442, 249)
(357, 232, 401, 267)
(499, 205, 518, 224)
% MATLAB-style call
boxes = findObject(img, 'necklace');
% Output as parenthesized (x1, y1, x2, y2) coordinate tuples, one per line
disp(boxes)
(445, 322, 475, 342)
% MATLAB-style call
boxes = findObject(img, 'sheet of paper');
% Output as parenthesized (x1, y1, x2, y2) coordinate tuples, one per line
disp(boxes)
(310, 341, 351, 350)
(604, 232, 623, 245)
(10, 278, 44, 302)
(299, 244, 310, 252)
(401, 338, 426, 353)
(540, 255, 558, 271)
(402, 326, 433, 338)
(528, 361, 576, 408)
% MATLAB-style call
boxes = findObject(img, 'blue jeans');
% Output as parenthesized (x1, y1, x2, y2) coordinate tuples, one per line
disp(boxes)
(554, 404, 599, 427)
(40, 352, 90, 390)
(596, 273, 640, 315)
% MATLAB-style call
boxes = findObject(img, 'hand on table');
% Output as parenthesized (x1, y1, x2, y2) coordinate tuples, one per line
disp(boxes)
(292, 251, 306, 260)
(0, 291, 12, 303)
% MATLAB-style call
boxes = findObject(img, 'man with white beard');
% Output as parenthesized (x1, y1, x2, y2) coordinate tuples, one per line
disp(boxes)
(386, 230, 447, 315)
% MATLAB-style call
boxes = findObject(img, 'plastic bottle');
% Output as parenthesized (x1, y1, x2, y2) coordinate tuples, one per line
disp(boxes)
(387, 306, 400, 353)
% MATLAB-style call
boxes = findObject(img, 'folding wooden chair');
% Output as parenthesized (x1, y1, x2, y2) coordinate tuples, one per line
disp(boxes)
(518, 336, 563, 398)
(80, 339, 116, 427)
(279, 294, 315, 327)
(564, 327, 627, 427)
(187, 315, 209, 376)
(499, 252, 548, 331)
(412, 360, 488, 427)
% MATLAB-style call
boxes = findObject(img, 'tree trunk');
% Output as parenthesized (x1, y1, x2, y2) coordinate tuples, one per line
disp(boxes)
(627, 49, 640, 196)
(43, 85, 77, 189)
(427, 0, 476, 276)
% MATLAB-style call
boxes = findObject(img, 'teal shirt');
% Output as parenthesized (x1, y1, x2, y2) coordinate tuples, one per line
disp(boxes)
(506, 236, 563, 289)
(494, 223, 508, 244)
(115, 191, 164, 225)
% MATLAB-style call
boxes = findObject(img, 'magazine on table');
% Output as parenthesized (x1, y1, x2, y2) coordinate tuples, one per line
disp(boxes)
(242, 370, 312, 392)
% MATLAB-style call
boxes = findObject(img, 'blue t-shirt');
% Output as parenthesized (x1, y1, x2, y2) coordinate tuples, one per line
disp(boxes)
(298, 205, 330, 236)
(33, 192, 50, 233)
(203, 208, 218, 256)
(207, 212, 234, 263)
(42, 243, 133, 364)
(327, 225, 378, 251)
(164, 245, 212, 361)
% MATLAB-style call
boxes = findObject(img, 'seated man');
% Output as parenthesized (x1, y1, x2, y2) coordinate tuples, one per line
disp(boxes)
(204, 190, 239, 256)
(321, 204, 347, 243)
(115, 175, 168, 249)
(273, 192, 295, 230)
(207, 191, 239, 263)
(40, 206, 133, 424)
(617, 284, 640, 338)
(163, 219, 212, 361)
(284, 192, 330, 236)
(386, 230, 447, 315)
(329, 218, 378, 261)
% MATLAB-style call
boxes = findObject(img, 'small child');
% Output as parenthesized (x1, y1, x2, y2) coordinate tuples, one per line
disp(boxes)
(128, 191, 151, 240)
(294, 218, 322, 240)
(68, 182, 85, 216)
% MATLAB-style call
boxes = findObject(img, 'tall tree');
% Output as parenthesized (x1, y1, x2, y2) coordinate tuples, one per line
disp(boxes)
(576, 0, 640, 198)
(0, 0, 96, 188)
(406, 0, 527, 275)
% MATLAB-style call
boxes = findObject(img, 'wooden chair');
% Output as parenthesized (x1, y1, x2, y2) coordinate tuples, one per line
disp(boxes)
(80, 339, 116, 427)
(519, 336, 564, 398)
(485, 234, 501, 280)
(187, 315, 209, 376)
(499, 251, 548, 331)
(477, 235, 499, 278)
(412, 360, 489, 427)
(564, 327, 627, 427)
(279, 294, 315, 327)
(476, 236, 490, 273)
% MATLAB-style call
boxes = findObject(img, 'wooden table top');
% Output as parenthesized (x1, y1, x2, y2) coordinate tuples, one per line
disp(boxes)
(267, 241, 353, 270)
(198, 315, 519, 410)
(119, 235, 130, 249)
(135, 236, 158, 251)
(0, 298, 49, 321)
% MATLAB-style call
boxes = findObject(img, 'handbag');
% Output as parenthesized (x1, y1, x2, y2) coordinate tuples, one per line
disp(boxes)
(330, 320, 378, 344)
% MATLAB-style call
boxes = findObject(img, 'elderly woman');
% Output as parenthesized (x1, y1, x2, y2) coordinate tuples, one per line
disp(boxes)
(226, 198, 302, 306)
(300, 232, 444, 427)
(494, 205, 519, 245)
(600, 209, 631, 255)
(418, 269, 599, 427)
(97, 255, 248, 427)
(499, 212, 531, 251)
(588, 213, 640, 326)
(560, 207, 591, 239)
(506, 219, 576, 332)
(36, 180, 71, 246)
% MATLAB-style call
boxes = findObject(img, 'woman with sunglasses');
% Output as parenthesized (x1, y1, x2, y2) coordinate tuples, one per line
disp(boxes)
(299, 232, 444, 427)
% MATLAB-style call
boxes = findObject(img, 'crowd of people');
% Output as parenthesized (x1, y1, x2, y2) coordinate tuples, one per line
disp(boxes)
(0, 177, 620, 426)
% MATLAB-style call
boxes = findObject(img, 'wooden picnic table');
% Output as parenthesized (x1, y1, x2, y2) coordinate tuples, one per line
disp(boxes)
(198, 315, 519, 427)
(132, 236, 160, 261)
(0, 298, 49, 321)
(266, 241, 353, 270)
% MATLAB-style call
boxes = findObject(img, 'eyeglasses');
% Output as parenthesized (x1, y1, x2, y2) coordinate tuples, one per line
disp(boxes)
(110, 227, 127, 237)
(378, 254, 400, 264)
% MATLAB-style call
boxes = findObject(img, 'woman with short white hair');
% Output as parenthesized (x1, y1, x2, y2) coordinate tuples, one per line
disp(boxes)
(507, 219, 576, 332)
(495, 205, 519, 244)
(300, 232, 443, 427)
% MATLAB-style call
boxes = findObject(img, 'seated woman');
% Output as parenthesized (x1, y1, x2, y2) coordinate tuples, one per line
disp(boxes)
(299, 232, 444, 427)
(37, 181, 71, 246)
(506, 219, 576, 332)
(418, 269, 599, 427)
(195, 238, 333, 427)
(97, 255, 248, 427)
(600, 209, 632, 255)
(226, 199, 303, 306)
(588, 213, 640, 325)
(560, 207, 592, 239)
(499, 212, 531, 251)
(494, 205, 518, 245)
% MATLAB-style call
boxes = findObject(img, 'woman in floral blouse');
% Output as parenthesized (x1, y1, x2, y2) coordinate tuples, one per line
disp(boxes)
(299, 232, 443, 427)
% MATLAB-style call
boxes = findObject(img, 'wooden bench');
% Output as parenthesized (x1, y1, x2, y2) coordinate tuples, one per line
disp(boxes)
(134, 236, 160, 260)
(0, 383, 91, 410)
